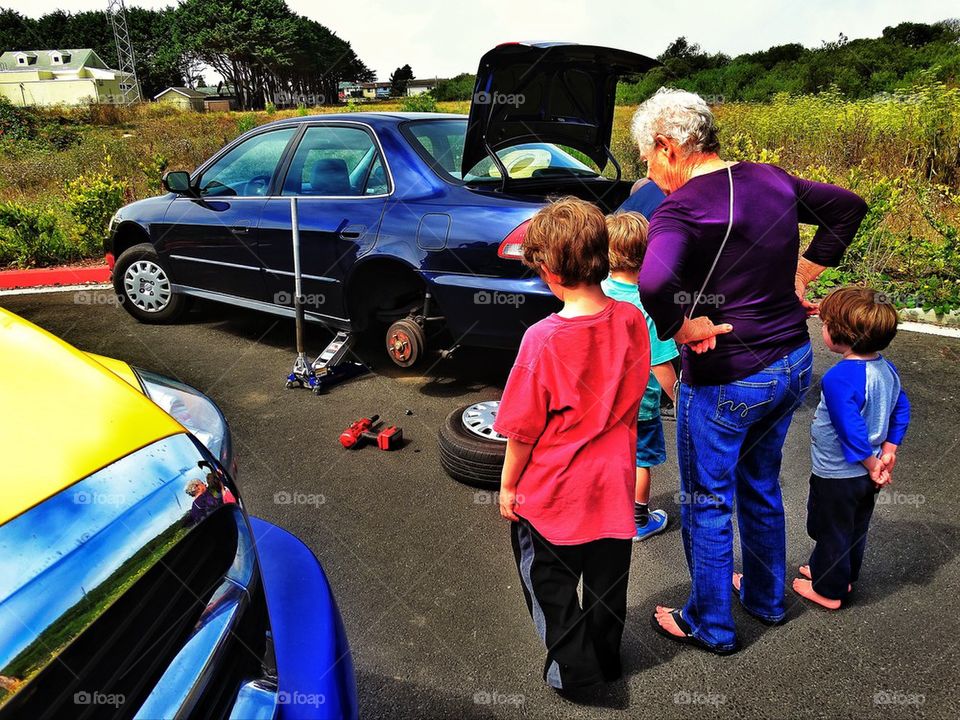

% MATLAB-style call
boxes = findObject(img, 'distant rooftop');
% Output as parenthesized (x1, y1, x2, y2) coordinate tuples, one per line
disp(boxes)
(0, 49, 111, 72)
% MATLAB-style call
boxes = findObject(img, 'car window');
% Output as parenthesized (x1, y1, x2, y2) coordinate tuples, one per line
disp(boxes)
(198, 128, 296, 198)
(364, 154, 389, 195)
(403, 119, 597, 183)
(282, 126, 385, 197)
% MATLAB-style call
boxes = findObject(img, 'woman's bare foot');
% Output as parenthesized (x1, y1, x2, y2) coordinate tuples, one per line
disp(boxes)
(792, 578, 841, 609)
(732, 572, 743, 592)
(654, 605, 687, 637)
(798, 565, 851, 592)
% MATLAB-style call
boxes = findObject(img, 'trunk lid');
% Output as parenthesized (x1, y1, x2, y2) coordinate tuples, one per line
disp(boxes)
(462, 42, 659, 176)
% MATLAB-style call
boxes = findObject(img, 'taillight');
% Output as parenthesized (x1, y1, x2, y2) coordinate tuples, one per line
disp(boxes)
(498, 220, 529, 260)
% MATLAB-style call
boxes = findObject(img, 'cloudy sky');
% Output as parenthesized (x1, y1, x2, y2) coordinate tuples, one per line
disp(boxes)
(16, 0, 960, 80)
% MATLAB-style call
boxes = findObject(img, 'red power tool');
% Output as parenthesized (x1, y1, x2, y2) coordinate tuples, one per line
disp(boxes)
(339, 414, 403, 451)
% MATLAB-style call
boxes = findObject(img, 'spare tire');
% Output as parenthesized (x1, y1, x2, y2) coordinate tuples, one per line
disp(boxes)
(438, 401, 507, 488)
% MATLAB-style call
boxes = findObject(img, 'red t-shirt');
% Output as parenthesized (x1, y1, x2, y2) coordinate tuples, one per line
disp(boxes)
(493, 300, 650, 544)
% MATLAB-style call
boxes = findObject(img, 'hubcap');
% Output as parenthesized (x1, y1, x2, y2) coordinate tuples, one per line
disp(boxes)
(462, 401, 507, 443)
(123, 259, 171, 313)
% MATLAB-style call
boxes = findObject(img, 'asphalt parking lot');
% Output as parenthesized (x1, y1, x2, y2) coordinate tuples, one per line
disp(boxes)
(4, 288, 960, 720)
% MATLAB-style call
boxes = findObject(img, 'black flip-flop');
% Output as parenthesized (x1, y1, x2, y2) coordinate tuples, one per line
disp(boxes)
(732, 575, 786, 626)
(649, 608, 740, 655)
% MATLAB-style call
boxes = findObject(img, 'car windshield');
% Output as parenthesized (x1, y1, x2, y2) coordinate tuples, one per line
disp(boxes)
(404, 119, 599, 183)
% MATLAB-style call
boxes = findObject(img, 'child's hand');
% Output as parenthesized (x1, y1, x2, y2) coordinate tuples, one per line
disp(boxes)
(864, 455, 891, 486)
(499, 488, 521, 522)
(880, 442, 898, 476)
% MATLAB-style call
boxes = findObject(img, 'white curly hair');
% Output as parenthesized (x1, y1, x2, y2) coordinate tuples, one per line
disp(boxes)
(631, 88, 720, 157)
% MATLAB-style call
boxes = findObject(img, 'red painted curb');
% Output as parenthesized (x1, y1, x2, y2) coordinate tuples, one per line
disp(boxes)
(0, 264, 111, 290)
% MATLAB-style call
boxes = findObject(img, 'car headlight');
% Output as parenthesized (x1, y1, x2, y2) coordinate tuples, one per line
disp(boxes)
(133, 368, 235, 476)
(108, 210, 120, 233)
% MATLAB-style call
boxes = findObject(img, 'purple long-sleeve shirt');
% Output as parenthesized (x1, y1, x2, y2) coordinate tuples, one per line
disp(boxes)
(638, 162, 868, 385)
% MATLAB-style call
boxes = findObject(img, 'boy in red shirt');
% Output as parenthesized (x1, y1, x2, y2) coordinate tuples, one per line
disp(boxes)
(494, 197, 651, 690)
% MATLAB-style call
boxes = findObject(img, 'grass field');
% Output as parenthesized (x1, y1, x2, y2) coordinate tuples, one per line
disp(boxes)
(1, 85, 958, 312)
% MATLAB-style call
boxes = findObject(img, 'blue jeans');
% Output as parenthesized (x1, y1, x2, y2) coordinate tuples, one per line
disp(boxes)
(676, 342, 813, 649)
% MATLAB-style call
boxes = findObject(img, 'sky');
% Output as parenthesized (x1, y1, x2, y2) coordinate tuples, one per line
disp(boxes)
(13, 0, 960, 81)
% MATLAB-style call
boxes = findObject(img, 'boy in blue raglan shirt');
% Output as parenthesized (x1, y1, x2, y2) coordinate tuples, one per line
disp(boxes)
(602, 211, 679, 541)
(793, 287, 910, 609)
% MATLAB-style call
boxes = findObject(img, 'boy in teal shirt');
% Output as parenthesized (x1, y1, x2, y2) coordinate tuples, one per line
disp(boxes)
(602, 212, 679, 540)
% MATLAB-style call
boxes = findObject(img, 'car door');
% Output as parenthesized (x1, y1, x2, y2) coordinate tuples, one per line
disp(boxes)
(159, 127, 298, 300)
(258, 123, 390, 323)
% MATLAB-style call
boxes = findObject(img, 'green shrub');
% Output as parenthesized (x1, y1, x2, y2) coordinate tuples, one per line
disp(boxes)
(235, 114, 257, 136)
(65, 155, 128, 256)
(400, 93, 438, 113)
(0, 97, 38, 143)
(0, 203, 74, 268)
(265, 101, 277, 115)
(296, 103, 309, 116)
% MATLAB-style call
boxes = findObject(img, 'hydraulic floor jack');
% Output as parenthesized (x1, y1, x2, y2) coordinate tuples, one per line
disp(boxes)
(284, 196, 368, 394)
(286, 330, 367, 394)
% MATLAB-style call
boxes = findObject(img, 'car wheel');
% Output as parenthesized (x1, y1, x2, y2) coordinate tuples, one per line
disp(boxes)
(438, 401, 507, 488)
(385, 318, 425, 368)
(113, 243, 189, 323)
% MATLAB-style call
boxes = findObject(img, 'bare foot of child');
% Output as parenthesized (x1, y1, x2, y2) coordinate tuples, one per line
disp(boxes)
(792, 578, 841, 610)
(798, 565, 851, 592)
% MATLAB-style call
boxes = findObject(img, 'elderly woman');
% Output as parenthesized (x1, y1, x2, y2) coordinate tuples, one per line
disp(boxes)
(635, 89, 868, 654)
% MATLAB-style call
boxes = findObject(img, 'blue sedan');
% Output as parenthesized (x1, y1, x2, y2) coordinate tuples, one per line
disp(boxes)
(106, 43, 657, 366)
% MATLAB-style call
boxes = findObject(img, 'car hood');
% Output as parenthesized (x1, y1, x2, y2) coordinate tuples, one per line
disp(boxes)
(0, 309, 183, 524)
(462, 42, 659, 175)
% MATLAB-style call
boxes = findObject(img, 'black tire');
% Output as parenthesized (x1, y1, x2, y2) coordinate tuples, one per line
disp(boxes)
(385, 318, 425, 368)
(113, 243, 189, 324)
(438, 403, 506, 488)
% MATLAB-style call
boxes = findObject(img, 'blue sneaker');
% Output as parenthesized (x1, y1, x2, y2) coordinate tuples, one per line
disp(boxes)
(634, 509, 668, 542)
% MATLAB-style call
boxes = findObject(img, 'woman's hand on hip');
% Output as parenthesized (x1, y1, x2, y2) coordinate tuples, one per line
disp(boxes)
(795, 257, 826, 316)
(674, 316, 733, 353)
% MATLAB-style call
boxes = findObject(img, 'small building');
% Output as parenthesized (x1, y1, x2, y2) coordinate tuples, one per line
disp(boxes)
(0, 49, 135, 106)
(195, 85, 237, 111)
(360, 81, 391, 100)
(153, 86, 206, 111)
(405, 78, 443, 97)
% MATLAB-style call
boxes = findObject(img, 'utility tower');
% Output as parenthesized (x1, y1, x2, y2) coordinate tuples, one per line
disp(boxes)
(106, 0, 142, 105)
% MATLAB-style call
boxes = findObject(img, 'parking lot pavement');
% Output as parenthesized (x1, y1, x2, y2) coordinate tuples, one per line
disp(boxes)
(4, 288, 960, 719)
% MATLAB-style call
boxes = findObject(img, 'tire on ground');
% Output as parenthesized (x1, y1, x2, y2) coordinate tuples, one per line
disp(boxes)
(113, 243, 189, 324)
(438, 404, 506, 488)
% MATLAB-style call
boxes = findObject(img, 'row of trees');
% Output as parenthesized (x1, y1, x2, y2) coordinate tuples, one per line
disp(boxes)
(0, 1, 375, 109)
(620, 20, 960, 103)
(424, 21, 960, 103)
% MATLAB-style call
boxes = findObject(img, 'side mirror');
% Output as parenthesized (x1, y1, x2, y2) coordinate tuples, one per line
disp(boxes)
(162, 170, 194, 196)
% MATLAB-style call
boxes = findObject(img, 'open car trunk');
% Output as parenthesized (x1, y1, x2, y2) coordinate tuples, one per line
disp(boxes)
(463, 42, 659, 180)
(466, 176, 635, 214)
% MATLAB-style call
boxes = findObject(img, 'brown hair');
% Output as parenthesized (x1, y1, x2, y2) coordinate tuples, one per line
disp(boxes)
(605, 211, 650, 273)
(819, 286, 898, 353)
(522, 196, 609, 287)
